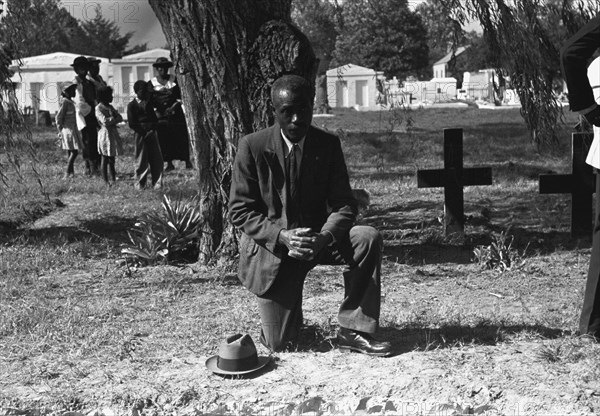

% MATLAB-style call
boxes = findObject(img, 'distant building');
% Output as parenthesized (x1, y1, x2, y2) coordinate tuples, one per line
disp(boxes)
(325, 63, 459, 109)
(326, 64, 385, 111)
(460, 69, 527, 106)
(461, 69, 496, 102)
(9, 52, 109, 115)
(8, 48, 172, 117)
(432, 46, 469, 79)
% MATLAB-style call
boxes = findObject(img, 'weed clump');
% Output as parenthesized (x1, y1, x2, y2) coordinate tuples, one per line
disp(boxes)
(121, 194, 201, 266)
(472, 230, 525, 272)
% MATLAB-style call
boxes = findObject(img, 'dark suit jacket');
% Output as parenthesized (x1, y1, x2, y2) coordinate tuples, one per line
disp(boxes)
(561, 14, 600, 111)
(229, 124, 358, 295)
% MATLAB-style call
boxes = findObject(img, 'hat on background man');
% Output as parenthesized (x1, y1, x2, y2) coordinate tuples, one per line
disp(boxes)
(70, 56, 89, 68)
(152, 57, 174, 68)
(205, 334, 271, 376)
(61, 83, 78, 97)
(87, 56, 102, 65)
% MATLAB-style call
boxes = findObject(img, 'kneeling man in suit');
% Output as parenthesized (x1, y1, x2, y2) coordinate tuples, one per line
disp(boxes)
(229, 75, 391, 356)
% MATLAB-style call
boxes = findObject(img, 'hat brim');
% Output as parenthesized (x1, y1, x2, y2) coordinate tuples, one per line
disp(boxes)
(205, 355, 271, 376)
(153, 63, 173, 68)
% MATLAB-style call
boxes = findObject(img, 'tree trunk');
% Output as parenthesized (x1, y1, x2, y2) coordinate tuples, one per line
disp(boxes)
(149, 0, 317, 264)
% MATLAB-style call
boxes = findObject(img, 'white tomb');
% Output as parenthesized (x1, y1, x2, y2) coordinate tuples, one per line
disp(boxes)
(326, 64, 385, 111)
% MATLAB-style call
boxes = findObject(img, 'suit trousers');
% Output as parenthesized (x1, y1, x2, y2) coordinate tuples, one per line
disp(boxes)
(580, 170, 600, 336)
(257, 225, 383, 351)
(135, 130, 164, 188)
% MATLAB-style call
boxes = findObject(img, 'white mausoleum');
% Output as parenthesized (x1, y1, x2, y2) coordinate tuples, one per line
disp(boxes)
(462, 69, 496, 102)
(326, 64, 385, 111)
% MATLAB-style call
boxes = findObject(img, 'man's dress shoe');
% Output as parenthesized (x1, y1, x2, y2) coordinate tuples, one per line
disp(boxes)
(338, 327, 392, 357)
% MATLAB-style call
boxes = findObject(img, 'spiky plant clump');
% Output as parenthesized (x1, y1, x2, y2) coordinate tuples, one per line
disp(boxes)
(121, 194, 201, 266)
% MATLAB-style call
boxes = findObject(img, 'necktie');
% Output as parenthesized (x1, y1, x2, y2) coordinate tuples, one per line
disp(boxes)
(287, 144, 300, 226)
(289, 144, 299, 198)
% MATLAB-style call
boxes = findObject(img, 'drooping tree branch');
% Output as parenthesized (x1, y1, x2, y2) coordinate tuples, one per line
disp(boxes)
(0, 42, 45, 199)
(440, 0, 597, 148)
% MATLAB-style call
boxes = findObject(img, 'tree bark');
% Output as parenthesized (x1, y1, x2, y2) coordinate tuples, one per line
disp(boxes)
(148, 0, 317, 264)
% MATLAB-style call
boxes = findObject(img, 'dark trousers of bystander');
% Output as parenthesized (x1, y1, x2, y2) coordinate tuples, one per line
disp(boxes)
(157, 114, 191, 167)
(100, 155, 116, 184)
(135, 130, 163, 188)
(81, 114, 100, 175)
(581, 170, 600, 337)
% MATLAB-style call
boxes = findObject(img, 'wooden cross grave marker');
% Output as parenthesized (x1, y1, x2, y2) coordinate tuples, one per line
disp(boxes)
(417, 128, 493, 236)
(539, 132, 596, 238)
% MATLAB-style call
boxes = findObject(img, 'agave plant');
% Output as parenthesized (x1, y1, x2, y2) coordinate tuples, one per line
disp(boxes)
(121, 221, 169, 266)
(121, 194, 201, 266)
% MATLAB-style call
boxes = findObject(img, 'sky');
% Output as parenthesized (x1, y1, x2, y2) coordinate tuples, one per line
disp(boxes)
(64, 0, 167, 49)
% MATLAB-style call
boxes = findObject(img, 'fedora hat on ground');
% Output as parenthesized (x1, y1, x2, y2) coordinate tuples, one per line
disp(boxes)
(71, 56, 89, 68)
(205, 334, 271, 376)
(152, 57, 174, 68)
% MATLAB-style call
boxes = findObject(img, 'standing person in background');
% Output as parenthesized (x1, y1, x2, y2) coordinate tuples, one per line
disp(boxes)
(71, 56, 100, 176)
(95, 86, 123, 186)
(561, 14, 600, 340)
(55, 84, 84, 179)
(128, 80, 163, 190)
(148, 57, 192, 172)
(87, 56, 107, 91)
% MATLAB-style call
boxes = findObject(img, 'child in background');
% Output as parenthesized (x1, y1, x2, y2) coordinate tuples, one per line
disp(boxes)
(55, 84, 84, 178)
(95, 86, 123, 186)
(127, 80, 163, 189)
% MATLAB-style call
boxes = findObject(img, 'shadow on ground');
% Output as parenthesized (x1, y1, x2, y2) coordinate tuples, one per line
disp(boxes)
(382, 229, 590, 266)
(380, 324, 567, 354)
(80, 215, 137, 242)
(382, 324, 567, 355)
(363, 197, 591, 265)
(384, 243, 474, 265)
(292, 323, 567, 356)
(0, 215, 137, 247)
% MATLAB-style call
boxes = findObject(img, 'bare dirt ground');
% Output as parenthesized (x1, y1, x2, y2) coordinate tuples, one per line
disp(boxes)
(2, 182, 600, 416)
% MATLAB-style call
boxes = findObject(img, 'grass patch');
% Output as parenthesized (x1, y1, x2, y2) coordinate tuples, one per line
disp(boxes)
(0, 108, 595, 414)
